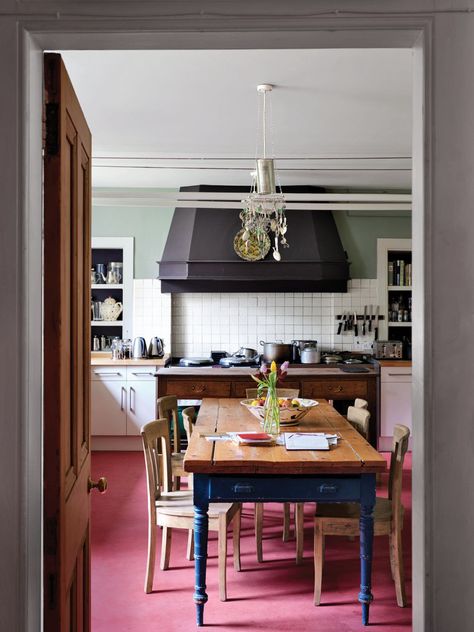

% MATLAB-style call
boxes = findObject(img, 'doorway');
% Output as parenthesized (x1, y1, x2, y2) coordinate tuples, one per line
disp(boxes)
(21, 22, 430, 632)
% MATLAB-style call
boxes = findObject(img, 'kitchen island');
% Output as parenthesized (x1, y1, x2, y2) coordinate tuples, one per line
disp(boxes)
(156, 364, 379, 445)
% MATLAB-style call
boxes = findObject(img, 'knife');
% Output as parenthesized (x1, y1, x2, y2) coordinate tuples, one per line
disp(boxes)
(368, 304, 373, 333)
(374, 305, 380, 340)
(362, 305, 367, 335)
(354, 310, 358, 337)
(343, 311, 348, 331)
(337, 312, 344, 335)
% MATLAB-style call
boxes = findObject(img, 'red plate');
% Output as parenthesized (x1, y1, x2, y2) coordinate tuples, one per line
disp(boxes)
(238, 433, 272, 441)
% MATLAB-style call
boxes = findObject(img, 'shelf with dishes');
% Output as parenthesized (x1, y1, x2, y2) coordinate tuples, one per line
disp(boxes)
(91, 283, 124, 290)
(91, 320, 123, 327)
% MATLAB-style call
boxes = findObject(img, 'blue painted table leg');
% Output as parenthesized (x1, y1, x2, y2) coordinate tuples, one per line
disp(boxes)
(359, 474, 376, 625)
(193, 475, 209, 627)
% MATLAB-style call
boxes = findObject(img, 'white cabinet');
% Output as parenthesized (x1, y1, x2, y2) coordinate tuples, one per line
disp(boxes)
(91, 365, 157, 437)
(126, 380, 157, 436)
(91, 379, 127, 435)
(379, 366, 412, 450)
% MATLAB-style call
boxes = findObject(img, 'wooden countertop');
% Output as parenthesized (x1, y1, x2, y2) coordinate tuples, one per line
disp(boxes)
(377, 360, 412, 367)
(184, 398, 386, 475)
(91, 353, 170, 366)
(156, 364, 378, 377)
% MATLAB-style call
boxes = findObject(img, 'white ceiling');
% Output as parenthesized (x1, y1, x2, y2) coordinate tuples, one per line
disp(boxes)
(60, 49, 413, 189)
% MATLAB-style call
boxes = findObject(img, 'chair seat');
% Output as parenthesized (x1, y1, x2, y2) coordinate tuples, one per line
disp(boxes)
(156, 492, 234, 518)
(316, 497, 395, 522)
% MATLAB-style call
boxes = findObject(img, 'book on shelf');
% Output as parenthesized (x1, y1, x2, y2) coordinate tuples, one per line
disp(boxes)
(389, 259, 412, 287)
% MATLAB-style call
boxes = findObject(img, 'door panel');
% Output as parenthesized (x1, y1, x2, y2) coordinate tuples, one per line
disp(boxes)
(44, 53, 93, 632)
(380, 381, 412, 436)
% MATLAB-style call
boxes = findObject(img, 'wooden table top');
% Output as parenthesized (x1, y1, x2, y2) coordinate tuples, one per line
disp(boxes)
(184, 398, 386, 475)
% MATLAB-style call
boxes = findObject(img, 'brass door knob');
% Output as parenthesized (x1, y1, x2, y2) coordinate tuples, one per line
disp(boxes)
(88, 477, 108, 494)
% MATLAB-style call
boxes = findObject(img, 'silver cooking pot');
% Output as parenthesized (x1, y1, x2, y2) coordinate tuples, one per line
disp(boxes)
(260, 340, 293, 363)
(233, 346, 258, 360)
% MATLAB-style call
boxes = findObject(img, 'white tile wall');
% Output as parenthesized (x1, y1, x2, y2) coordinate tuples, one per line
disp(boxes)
(132, 280, 172, 352)
(167, 279, 378, 357)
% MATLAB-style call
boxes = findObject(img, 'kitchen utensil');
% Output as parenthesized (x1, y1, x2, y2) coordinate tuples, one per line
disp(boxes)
(374, 306, 380, 340)
(368, 304, 373, 332)
(233, 346, 258, 360)
(259, 340, 293, 363)
(362, 305, 367, 335)
(122, 339, 132, 359)
(95, 263, 107, 283)
(354, 310, 358, 337)
(91, 300, 103, 321)
(148, 337, 165, 358)
(132, 337, 147, 359)
(219, 356, 259, 367)
(321, 353, 343, 364)
(373, 340, 403, 359)
(178, 357, 213, 367)
(92, 335, 100, 351)
(300, 345, 321, 364)
(110, 337, 123, 360)
(337, 313, 344, 336)
(241, 398, 319, 425)
(343, 312, 348, 331)
(291, 339, 318, 362)
(100, 297, 123, 321)
(106, 261, 123, 284)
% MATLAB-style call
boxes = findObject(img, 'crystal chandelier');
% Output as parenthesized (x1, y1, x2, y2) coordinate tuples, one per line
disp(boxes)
(239, 84, 288, 262)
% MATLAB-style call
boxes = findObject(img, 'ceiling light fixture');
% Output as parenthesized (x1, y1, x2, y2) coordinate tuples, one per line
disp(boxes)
(237, 84, 288, 262)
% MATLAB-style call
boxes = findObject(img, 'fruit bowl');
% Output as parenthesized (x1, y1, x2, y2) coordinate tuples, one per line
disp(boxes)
(240, 398, 319, 425)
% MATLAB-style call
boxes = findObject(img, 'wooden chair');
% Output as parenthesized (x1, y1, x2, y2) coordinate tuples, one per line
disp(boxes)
(157, 395, 186, 490)
(181, 406, 196, 444)
(346, 405, 371, 441)
(141, 418, 241, 601)
(313, 424, 410, 607)
(246, 387, 302, 560)
(354, 397, 369, 410)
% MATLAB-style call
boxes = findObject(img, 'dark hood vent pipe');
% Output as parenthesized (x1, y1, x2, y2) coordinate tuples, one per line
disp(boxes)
(158, 185, 350, 293)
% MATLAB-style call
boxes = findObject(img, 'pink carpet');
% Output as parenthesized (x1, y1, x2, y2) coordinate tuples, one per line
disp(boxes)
(91, 452, 412, 631)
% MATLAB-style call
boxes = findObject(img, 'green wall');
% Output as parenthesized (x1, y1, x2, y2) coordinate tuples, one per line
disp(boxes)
(92, 203, 175, 278)
(92, 191, 412, 279)
(334, 212, 412, 278)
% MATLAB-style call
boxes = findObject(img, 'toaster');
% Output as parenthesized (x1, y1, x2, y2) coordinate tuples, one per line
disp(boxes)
(374, 340, 403, 359)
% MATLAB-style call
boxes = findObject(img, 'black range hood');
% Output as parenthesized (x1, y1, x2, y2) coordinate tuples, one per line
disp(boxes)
(158, 185, 350, 293)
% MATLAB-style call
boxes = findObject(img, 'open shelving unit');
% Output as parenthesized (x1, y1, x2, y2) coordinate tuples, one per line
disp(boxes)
(377, 238, 412, 347)
(91, 237, 134, 352)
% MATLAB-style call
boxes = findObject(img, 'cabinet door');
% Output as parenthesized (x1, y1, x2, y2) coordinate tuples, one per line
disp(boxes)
(126, 380, 157, 436)
(380, 381, 412, 437)
(91, 379, 127, 435)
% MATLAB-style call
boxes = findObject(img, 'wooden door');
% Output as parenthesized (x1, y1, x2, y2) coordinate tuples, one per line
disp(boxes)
(43, 53, 100, 632)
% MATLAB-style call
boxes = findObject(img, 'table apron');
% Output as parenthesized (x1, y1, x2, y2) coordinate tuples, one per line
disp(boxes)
(194, 473, 363, 504)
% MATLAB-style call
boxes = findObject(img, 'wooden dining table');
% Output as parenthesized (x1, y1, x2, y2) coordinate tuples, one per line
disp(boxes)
(184, 398, 386, 627)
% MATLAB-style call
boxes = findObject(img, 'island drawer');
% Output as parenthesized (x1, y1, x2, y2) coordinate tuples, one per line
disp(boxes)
(301, 380, 368, 400)
(164, 379, 232, 398)
(231, 380, 301, 398)
(207, 475, 361, 503)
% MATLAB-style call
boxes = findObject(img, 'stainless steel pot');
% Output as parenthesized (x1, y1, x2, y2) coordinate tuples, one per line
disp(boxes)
(233, 346, 258, 360)
(292, 339, 318, 362)
(259, 340, 292, 363)
(300, 346, 321, 364)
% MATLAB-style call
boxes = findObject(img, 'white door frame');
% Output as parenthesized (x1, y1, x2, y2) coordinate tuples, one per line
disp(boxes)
(15, 15, 431, 632)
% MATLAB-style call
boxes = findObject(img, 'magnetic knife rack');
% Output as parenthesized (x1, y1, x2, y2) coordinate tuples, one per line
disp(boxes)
(335, 315, 385, 320)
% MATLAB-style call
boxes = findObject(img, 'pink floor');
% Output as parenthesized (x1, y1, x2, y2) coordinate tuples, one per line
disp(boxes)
(91, 452, 412, 631)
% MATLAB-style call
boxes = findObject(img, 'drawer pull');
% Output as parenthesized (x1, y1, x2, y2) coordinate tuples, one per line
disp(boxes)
(329, 385, 343, 393)
(192, 384, 206, 393)
(232, 483, 255, 494)
(388, 372, 412, 377)
(131, 371, 154, 376)
(94, 371, 121, 376)
(319, 484, 338, 494)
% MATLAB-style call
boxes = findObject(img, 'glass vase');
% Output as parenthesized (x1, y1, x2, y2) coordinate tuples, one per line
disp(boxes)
(263, 385, 280, 436)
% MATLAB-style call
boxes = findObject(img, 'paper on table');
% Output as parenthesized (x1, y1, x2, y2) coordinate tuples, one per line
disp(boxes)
(284, 432, 338, 451)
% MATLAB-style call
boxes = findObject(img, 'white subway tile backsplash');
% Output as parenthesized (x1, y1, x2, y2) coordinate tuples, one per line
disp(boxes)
(133, 279, 379, 357)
